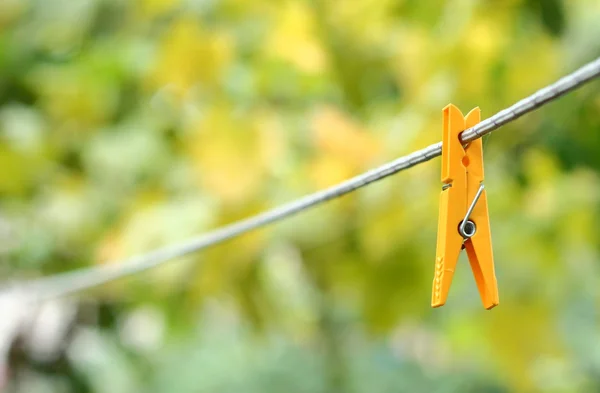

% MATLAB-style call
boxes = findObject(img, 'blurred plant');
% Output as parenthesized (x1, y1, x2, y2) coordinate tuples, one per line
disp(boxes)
(1, 0, 600, 392)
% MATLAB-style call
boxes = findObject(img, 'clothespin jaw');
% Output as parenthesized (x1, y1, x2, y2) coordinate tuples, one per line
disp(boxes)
(432, 104, 499, 310)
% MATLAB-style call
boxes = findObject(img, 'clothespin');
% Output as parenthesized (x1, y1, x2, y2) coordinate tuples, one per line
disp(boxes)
(432, 104, 499, 310)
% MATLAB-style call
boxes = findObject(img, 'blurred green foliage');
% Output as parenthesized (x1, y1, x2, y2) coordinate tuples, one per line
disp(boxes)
(1, 0, 600, 392)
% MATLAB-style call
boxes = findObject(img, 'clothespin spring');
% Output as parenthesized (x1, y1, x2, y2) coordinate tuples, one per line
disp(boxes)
(458, 184, 485, 239)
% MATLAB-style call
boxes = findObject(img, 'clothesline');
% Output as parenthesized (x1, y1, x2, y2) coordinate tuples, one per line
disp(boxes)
(3, 56, 600, 303)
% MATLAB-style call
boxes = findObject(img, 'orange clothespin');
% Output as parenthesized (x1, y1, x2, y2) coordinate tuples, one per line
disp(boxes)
(432, 104, 499, 310)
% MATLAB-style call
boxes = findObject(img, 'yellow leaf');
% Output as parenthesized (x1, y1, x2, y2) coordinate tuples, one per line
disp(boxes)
(308, 155, 354, 189)
(147, 19, 233, 98)
(311, 106, 381, 167)
(264, 2, 327, 74)
(187, 107, 266, 204)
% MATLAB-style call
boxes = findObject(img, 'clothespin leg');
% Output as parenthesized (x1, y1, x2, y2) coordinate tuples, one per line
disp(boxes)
(432, 189, 465, 307)
(463, 108, 499, 309)
(432, 104, 468, 308)
(464, 189, 499, 309)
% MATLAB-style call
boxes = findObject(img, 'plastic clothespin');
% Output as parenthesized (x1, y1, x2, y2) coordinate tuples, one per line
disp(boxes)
(432, 104, 499, 310)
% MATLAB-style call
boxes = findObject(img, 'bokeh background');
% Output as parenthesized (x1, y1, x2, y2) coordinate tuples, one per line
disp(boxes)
(1, 0, 600, 392)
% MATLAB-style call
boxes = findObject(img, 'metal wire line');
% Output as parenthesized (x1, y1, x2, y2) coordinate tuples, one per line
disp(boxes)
(4, 56, 600, 302)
